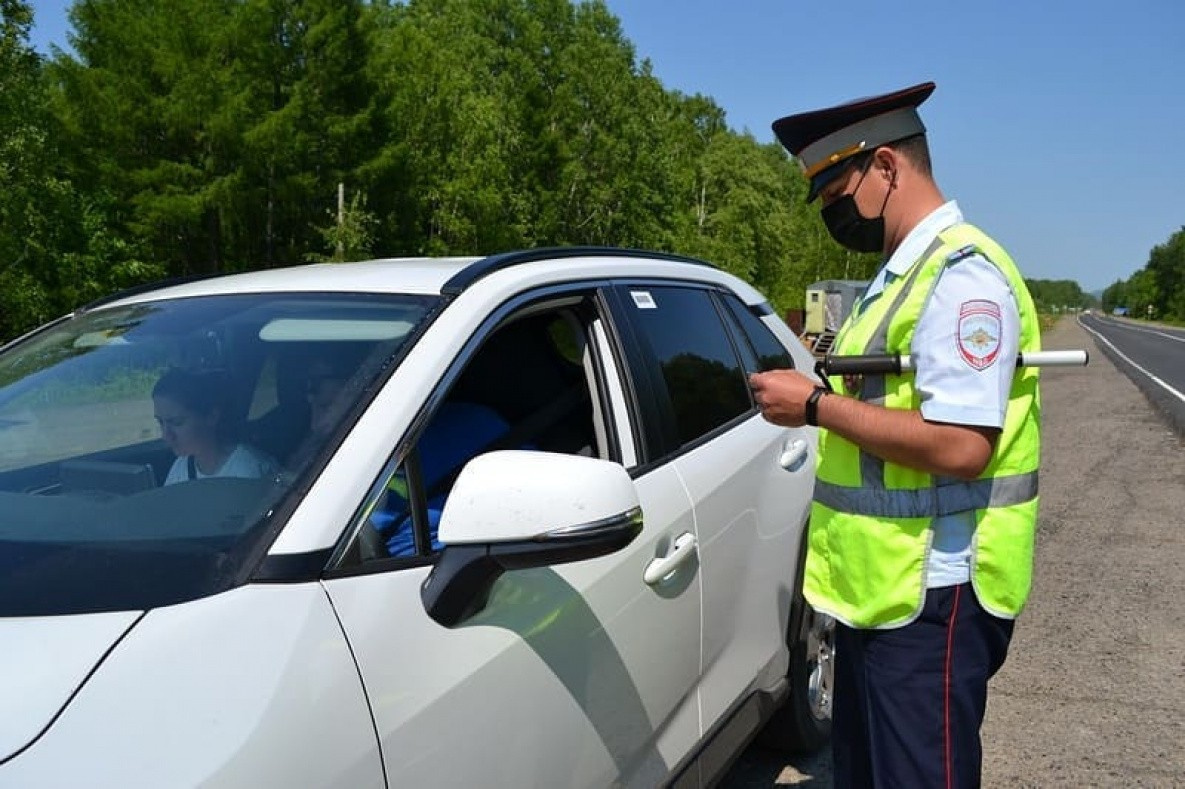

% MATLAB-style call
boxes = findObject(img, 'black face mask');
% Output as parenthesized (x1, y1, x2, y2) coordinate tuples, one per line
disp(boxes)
(820, 162, 892, 254)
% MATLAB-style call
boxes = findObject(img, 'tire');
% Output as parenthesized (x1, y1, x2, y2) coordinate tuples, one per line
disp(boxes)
(758, 533, 834, 753)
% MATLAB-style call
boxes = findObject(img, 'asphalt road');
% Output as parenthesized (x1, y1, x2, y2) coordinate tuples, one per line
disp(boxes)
(1079, 312, 1185, 433)
(720, 317, 1185, 788)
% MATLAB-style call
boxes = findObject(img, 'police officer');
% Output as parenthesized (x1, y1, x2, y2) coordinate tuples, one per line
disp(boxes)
(749, 82, 1041, 788)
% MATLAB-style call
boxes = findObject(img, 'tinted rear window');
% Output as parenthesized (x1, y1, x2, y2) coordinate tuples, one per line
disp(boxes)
(620, 286, 750, 447)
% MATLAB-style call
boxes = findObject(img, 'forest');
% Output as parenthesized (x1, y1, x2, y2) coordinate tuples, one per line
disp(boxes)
(3, 0, 1177, 342)
(1099, 229, 1185, 322)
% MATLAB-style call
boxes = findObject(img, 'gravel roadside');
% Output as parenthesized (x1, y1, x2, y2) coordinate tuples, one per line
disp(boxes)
(722, 317, 1185, 787)
(982, 317, 1185, 787)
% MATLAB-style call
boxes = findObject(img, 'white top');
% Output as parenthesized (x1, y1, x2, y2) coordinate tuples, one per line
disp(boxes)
(164, 444, 280, 486)
(856, 201, 1022, 589)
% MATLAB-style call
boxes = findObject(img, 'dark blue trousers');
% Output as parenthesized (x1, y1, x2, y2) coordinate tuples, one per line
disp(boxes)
(832, 583, 1014, 789)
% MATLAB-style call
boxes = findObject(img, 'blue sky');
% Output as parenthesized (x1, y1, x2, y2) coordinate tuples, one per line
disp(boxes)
(28, 0, 1185, 293)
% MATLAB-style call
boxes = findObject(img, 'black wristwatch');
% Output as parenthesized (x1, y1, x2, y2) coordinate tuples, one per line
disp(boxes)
(805, 386, 829, 427)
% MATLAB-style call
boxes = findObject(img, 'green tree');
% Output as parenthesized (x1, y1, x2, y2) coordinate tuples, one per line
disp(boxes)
(306, 186, 378, 262)
(231, 0, 375, 266)
(54, 0, 236, 274)
(1101, 226, 1184, 322)
(1146, 227, 1185, 320)
(0, 0, 138, 337)
(53, 0, 373, 276)
(1100, 278, 1126, 314)
(362, 0, 531, 254)
(1024, 279, 1095, 312)
(14, 0, 1069, 342)
(0, 0, 55, 335)
(1124, 268, 1159, 319)
(363, 0, 677, 255)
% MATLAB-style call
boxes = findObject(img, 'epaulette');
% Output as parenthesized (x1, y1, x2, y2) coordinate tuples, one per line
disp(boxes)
(946, 244, 980, 264)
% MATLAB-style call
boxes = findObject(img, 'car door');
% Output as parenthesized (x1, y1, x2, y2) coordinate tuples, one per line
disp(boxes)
(320, 289, 704, 788)
(606, 284, 816, 735)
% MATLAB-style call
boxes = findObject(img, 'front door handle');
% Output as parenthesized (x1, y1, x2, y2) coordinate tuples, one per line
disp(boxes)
(779, 438, 810, 471)
(643, 532, 697, 585)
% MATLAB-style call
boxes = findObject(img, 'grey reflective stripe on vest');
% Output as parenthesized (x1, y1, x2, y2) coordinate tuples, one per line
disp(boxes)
(814, 471, 1038, 518)
(852, 237, 946, 485)
(857, 236, 946, 408)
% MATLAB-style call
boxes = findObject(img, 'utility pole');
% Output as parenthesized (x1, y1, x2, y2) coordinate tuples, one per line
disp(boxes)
(336, 182, 345, 261)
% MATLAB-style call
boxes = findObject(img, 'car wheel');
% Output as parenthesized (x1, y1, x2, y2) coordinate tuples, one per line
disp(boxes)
(759, 536, 834, 753)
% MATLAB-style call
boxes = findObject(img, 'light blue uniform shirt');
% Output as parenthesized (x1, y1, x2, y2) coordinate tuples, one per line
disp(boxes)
(854, 201, 1021, 588)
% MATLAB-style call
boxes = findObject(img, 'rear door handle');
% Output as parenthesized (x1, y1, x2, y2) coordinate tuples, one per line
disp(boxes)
(643, 532, 697, 585)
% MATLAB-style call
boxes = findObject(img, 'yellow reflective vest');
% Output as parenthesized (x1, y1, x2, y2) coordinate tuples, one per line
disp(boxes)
(805, 223, 1041, 628)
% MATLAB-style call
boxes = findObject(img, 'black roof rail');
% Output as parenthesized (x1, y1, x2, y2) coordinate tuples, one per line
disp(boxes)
(77, 272, 230, 313)
(441, 246, 717, 296)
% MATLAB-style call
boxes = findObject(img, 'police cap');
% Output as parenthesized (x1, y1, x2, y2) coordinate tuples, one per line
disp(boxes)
(773, 82, 935, 201)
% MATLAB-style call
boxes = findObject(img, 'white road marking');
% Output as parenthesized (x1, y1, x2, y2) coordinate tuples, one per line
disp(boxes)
(1097, 316, 1185, 343)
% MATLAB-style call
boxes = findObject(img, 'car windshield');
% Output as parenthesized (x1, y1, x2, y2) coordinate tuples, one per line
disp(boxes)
(0, 291, 438, 616)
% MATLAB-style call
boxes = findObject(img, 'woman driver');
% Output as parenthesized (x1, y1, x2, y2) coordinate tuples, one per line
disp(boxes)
(152, 368, 278, 485)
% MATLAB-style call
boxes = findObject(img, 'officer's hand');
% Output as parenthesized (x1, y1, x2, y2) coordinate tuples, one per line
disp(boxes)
(749, 370, 819, 427)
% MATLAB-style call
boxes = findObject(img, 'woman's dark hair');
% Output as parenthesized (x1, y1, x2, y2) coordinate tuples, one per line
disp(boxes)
(152, 368, 238, 440)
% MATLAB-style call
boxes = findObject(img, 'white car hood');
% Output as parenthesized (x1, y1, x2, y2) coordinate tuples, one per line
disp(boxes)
(0, 611, 141, 761)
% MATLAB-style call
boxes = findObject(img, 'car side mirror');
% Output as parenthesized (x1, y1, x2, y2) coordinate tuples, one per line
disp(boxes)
(420, 451, 643, 627)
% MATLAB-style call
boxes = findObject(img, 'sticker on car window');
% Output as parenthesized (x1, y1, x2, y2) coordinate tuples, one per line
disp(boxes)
(630, 290, 657, 309)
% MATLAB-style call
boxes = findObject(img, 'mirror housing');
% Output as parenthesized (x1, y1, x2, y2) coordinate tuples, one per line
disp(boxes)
(421, 451, 642, 627)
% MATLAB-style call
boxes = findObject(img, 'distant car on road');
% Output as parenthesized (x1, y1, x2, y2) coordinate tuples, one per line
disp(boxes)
(0, 248, 832, 788)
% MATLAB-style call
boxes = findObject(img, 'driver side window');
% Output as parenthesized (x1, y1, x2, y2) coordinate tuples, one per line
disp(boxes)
(337, 298, 614, 568)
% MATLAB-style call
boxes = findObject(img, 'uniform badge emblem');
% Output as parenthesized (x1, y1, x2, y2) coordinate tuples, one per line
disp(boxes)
(957, 300, 1002, 370)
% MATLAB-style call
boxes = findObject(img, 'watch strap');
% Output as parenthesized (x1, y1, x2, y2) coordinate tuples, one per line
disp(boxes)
(805, 386, 829, 427)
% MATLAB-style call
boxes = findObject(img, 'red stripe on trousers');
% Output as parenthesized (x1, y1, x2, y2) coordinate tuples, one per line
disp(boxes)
(944, 584, 963, 789)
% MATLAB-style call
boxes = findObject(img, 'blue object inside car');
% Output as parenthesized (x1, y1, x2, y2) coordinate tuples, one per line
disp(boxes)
(373, 401, 511, 557)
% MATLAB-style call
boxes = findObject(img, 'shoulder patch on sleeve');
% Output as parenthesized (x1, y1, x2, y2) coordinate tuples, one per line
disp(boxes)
(957, 300, 1002, 370)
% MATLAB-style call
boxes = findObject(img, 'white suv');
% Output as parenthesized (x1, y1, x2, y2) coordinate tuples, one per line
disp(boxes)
(0, 248, 832, 788)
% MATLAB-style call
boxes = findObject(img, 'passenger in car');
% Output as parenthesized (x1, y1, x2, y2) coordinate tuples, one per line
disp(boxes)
(152, 368, 279, 485)
(284, 356, 356, 471)
(306, 359, 351, 440)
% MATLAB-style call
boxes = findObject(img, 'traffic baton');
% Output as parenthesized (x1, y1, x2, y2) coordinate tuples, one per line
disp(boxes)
(818, 349, 1089, 377)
